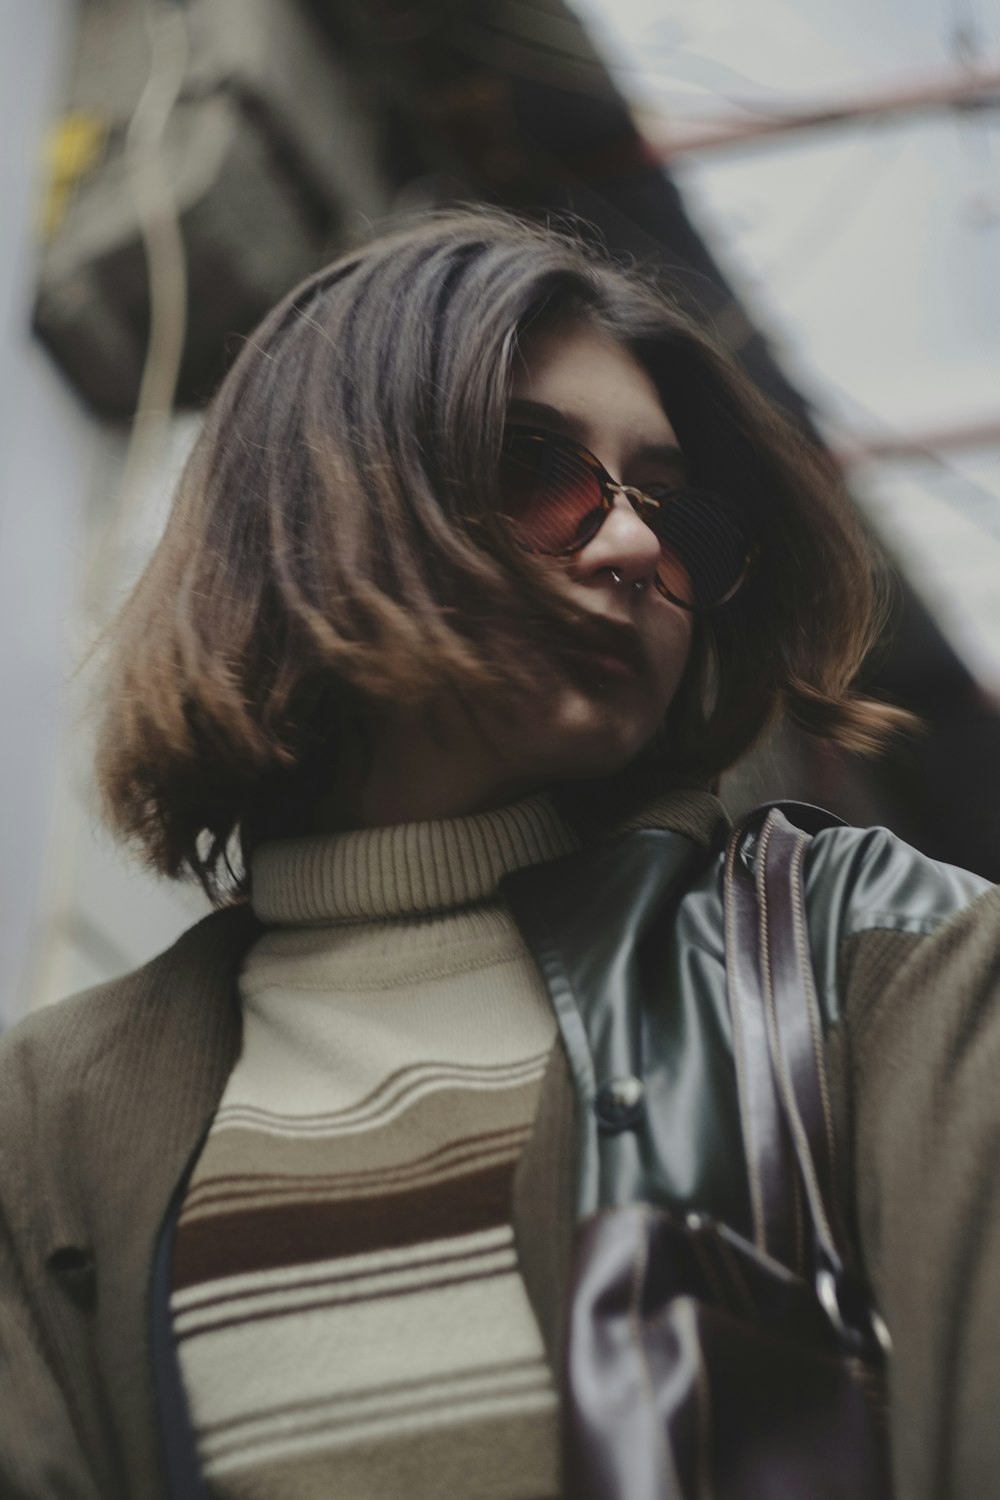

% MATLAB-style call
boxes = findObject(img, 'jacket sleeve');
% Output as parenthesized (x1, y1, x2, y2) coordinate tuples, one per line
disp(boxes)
(0, 1235, 104, 1499)
(845, 881, 1000, 1500)
(0, 1028, 104, 1500)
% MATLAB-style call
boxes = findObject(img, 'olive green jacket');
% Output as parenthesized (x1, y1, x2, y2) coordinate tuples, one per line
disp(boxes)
(2, 791, 999, 1498)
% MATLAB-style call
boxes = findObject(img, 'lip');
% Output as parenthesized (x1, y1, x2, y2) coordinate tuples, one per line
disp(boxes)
(588, 648, 640, 680)
(568, 617, 646, 682)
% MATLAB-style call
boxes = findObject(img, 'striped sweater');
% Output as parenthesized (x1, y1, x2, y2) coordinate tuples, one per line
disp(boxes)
(170, 795, 582, 1498)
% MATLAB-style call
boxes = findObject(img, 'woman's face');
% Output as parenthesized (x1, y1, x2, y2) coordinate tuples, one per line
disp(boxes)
(332, 316, 695, 828)
(497, 314, 695, 780)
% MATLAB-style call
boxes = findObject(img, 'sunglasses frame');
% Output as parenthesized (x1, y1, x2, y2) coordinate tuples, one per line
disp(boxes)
(501, 425, 758, 613)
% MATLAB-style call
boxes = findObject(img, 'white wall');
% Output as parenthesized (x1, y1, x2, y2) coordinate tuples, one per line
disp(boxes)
(0, 2, 207, 1027)
(0, 0, 92, 1027)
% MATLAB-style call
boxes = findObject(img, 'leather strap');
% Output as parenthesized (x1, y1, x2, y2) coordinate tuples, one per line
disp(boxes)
(724, 802, 847, 1273)
(723, 820, 798, 1265)
(758, 810, 846, 1269)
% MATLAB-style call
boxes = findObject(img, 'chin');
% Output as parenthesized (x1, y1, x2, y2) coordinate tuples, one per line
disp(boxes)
(532, 688, 661, 783)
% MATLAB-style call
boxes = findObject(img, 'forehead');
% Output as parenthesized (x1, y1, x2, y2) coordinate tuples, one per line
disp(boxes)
(509, 317, 677, 452)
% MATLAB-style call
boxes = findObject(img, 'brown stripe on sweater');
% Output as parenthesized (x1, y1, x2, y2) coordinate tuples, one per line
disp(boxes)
(178, 1143, 521, 1224)
(186, 1074, 545, 1187)
(173, 1156, 518, 1289)
(205, 1050, 551, 1137)
(181, 1124, 529, 1219)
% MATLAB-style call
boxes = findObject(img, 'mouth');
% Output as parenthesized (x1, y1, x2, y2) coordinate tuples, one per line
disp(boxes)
(566, 618, 646, 684)
(588, 648, 640, 681)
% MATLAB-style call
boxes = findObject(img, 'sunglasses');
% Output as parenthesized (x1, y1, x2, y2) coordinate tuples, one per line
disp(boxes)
(498, 426, 757, 612)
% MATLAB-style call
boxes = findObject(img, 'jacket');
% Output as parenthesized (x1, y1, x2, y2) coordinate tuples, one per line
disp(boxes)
(2, 787, 1000, 1499)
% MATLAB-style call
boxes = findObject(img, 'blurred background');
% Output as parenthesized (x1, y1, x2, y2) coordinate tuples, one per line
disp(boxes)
(2, 0, 999, 1027)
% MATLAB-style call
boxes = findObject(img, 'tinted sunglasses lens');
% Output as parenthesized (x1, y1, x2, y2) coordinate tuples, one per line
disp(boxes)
(499, 435, 604, 553)
(654, 491, 752, 610)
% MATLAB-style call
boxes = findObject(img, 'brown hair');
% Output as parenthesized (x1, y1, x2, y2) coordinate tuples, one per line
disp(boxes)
(94, 209, 908, 899)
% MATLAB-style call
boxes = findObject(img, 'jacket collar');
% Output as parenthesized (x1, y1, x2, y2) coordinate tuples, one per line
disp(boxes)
(614, 789, 726, 844)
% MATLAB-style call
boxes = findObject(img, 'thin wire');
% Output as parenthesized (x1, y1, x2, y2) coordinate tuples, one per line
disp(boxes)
(871, 450, 1000, 543)
(699, 223, 1000, 539)
(449, 0, 863, 124)
(944, 0, 1000, 233)
(946, 0, 985, 68)
(629, 45, 858, 127)
(746, 124, 901, 293)
(573, 1, 885, 125)
(829, 383, 1000, 543)
(82, 0, 190, 625)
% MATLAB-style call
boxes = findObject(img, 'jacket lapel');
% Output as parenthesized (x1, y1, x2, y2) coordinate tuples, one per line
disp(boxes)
(66, 904, 260, 1497)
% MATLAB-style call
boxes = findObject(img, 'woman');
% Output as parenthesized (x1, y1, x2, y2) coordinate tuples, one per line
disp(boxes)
(1, 211, 998, 1500)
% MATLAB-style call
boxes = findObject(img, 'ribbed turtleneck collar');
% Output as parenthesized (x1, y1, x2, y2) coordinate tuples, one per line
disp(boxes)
(250, 783, 727, 926)
(251, 794, 582, 924)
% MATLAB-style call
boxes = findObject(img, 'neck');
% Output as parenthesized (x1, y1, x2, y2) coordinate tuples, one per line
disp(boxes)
(312, 705, 542, 833)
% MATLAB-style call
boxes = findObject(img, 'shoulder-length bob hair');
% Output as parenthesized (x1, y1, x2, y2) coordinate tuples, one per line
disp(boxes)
(96, 209, 907, 900)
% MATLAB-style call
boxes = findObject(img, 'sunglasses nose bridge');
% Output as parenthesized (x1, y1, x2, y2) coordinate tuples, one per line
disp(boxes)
(605, 481, 660, 526)
(592, 479, 664, 580)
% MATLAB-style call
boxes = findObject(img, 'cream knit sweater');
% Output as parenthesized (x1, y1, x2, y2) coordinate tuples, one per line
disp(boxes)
(171, 794, 583, 1499)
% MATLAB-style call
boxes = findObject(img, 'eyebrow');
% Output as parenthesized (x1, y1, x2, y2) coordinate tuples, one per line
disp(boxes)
(504, 398, 687, 471)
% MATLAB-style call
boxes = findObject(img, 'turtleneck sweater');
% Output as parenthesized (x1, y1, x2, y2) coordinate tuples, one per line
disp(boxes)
(170, 794, 583, 1500)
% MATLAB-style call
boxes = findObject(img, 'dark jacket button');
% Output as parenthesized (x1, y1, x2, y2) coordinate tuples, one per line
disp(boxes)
(594, 1075, 645, 1133)
(46, 1246, 97, 1310)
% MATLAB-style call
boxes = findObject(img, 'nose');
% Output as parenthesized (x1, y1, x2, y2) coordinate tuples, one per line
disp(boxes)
(573, 487, 661, 594)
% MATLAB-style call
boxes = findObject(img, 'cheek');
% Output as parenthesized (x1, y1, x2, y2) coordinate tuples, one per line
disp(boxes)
(650, 613, 694, 706)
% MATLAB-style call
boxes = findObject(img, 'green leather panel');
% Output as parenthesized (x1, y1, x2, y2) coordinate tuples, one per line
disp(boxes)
(502, 831, 750, 1232)
(502, 820, 991, 1237)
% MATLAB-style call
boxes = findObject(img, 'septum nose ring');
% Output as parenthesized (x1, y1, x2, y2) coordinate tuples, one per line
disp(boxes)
(610, 569, 646, 593)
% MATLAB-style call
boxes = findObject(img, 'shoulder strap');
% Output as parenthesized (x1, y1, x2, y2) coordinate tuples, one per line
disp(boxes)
(725, 803, 893, 1357)
(723, 801, 847, 1273)
(723, 816, 799, 1266)
(756, 808, 847, 1269)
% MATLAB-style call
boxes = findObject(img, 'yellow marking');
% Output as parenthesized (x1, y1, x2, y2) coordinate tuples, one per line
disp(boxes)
(39, 111, 109, 240)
